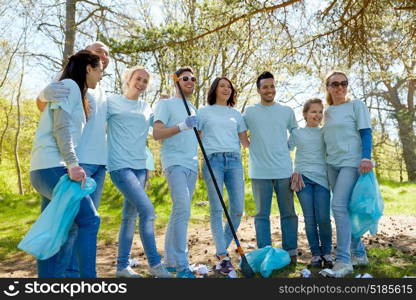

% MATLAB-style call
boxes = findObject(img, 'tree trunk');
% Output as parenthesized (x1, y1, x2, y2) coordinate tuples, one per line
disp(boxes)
(0, 99, 13, 164)
(62, 0, 77, 66)
(14, 64, 25, 195)
(394, 108, 416, 181)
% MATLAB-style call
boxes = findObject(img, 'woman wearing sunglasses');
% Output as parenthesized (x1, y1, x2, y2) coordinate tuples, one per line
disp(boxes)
(197, 77, 249, 276)
(322, 70, 373, 277)
(107, 66, 173, 278)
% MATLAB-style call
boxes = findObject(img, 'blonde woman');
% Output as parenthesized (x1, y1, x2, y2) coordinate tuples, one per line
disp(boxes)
(107, 66, 172, 278)
(322, 70, 373, 277)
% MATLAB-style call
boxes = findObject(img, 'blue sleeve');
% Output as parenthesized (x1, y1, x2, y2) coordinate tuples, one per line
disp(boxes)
(359, 128, 372, 159)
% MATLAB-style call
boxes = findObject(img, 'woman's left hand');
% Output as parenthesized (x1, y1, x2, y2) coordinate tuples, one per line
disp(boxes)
(359, 159, 373, 174)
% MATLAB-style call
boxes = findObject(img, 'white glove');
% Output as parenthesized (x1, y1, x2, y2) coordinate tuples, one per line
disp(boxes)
(177, 115, 198, 131)
(39, 81, 70, 103)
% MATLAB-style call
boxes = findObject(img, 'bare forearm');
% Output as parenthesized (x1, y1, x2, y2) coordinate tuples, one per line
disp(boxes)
(239, 131, 250, 148)
(153, 123, 180, 140)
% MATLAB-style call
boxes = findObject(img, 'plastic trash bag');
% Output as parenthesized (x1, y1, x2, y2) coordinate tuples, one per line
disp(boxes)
(245, 246, 291, 277)
(18, 175, 96, 260)
(349, 171, 384, 239)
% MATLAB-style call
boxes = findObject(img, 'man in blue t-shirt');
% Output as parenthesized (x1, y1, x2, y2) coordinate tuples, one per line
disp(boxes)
(153, 66, 198, 278)
(243, 71, 299, 264)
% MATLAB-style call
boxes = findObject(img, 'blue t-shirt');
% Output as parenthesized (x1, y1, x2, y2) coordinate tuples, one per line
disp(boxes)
(107, 95, 153, 172)
(153, 97, 198, 172)
(243, 102, 298, 179)
(30, 79, 86, 171)
(197, 104, 246, 155)
(322, 100, 371, 168)
(76, 85, 107, 165)
(288, 126, 329, 190)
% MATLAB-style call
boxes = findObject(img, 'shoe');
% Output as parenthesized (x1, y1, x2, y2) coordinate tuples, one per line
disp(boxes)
(215, 256, 235, 275)
(322, 254, 334, 268)
(309, 255, 323, 268)
(331, 261, 353, 278)
(149, 263, 174, 278)
(290, 255, 297, 265)
(176, 268, 196, 278)
(351, 254, 369, 267)
(116, 266, 142, 278)
(166, 266, 177, 273)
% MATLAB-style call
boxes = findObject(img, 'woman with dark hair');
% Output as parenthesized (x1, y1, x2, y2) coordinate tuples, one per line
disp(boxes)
(197, 77, 249, 275)
(321, 70, 373, 277)
(30, 50, 103, 278)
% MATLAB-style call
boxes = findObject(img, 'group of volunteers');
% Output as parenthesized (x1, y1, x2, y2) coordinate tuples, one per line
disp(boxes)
(29, 40, 373, 279)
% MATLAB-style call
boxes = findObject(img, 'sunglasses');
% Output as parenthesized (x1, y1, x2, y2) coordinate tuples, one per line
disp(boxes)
(180, 75, 196, 82)
(327, 80, 348, 88)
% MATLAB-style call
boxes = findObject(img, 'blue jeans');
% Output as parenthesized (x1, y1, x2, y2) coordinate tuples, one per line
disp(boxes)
(110, 168, 162, 269)
(65, 164, 106, 277)
(30, 167, 100, 278)
(296, 175, 332, 256)
(164, 165, 197, 272)
(252, 178, 298, 256)
(202, 152, 244, 257)
(327, 165, 366, 263)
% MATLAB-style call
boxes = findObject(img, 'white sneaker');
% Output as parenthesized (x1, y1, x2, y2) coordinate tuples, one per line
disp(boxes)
(332, 261, 353, 278)
(149, 263, 174, 278)
(351, 254, 369, 267)
(116, 266, 142, 278)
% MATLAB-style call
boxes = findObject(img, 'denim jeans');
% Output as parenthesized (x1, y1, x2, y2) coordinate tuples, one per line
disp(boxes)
(327, 165, 366, 263)
(252, 178, 298, 256)
(296, 175, 332, 256)
(65, 164, 106, 277)
(164, 165, 197, 272)
(110, 168, 162, 269)
(202, 152, 244, 257)
(30, 167, 100, 278)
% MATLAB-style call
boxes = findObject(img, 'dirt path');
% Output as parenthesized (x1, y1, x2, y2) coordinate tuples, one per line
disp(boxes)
(1, 215, 415, 278)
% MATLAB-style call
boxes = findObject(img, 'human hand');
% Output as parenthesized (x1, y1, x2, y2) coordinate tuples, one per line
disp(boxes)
(68, 165, 87, 188)
(359, 159, 373, 174)
(39, 82, 70, 103)
(177, 115, 198, 131)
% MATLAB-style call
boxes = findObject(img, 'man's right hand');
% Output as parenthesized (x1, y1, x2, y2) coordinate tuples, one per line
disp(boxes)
(39, 81, 70, 103)
(177, 115, 198, 131)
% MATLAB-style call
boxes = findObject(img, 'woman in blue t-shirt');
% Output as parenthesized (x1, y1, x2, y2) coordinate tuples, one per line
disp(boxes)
(322, 70, 373, 278)
(107, 66, 172, 278)
(30, 50, 103, 278)
(197, 77, 249, 275)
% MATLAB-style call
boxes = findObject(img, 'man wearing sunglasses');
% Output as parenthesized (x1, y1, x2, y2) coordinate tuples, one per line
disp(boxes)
(153, 66, 199, 278)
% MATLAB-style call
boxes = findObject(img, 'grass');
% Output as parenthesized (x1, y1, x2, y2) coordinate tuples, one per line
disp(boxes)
(267, 247, 416, 278)
(0, 175, 415, 274)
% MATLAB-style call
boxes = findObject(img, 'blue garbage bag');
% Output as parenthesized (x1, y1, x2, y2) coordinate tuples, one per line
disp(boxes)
(245, 246, 291, 277)
(18, 175, 96, 260)
(349, 171, 384, 239)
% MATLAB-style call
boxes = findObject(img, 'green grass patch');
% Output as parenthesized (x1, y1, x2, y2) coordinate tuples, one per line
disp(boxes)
(0, 176, 414, 263)
(267, 247, 416, 278)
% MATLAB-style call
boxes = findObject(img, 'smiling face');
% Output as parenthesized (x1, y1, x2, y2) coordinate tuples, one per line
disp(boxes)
(257, 78, 276, 103)
(177, 71, 195, 97)
(215, 79, 232, 104)
(127, 69, 149, 96)
(86, 61, 103, 89)
(326, 73, 348, 105)
(304, 103, 323, 127)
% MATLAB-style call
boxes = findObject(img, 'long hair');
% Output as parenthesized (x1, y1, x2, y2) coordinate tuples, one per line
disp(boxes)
(207, 77, 236, 107)
(59, 50, 101, 119)
(324, 70, 350, 106)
